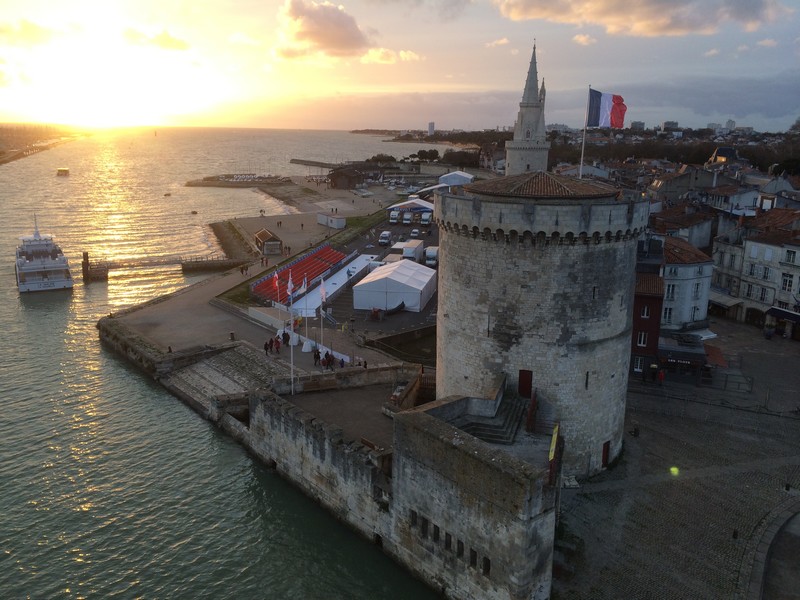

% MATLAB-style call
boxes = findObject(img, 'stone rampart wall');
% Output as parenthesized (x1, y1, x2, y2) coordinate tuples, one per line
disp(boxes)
(248, 390, 390, 538)
(391, 411, 555, 600)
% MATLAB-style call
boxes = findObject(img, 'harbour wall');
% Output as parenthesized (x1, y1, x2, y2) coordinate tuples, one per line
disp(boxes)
(97, 315, 557, 600)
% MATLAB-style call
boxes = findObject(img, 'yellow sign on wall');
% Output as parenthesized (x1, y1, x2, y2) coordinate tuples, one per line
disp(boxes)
(549, 423, 559, 461)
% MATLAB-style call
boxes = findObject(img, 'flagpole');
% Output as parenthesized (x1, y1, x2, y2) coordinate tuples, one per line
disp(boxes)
(579, 85, 591, 180)
(319, 278, 326, 367)
(290, 292, 295, 395)
(287, 270, 295, 395)
(304, 273, 309, 341)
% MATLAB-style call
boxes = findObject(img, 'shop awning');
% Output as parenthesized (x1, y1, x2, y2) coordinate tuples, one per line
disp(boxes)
(708, 290, 743, 308)
(766, 306, 800, 323)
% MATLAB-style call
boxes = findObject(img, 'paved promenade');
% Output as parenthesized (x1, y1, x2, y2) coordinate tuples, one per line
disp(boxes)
(554, 318, 800, 600)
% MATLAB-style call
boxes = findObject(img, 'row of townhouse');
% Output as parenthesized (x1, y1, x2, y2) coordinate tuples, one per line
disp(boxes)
(629, 153, 800, 376)
(712, 208, 800, 338)
(631, 236, 715, 380)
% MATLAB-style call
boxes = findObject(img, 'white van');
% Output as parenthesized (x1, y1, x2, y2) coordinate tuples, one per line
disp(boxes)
(389, 210, 400, 224)
(402, 212, 413, 225)
(420, 211, 432, 226)
(378, 231, 392, 246)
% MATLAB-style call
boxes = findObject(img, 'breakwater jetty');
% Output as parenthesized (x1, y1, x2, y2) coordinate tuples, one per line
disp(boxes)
(81, 251, 248, 281)
(185, 174, 293, 187)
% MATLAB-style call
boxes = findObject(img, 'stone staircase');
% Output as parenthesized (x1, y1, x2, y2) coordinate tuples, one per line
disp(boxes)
(451, 396, 528, 445)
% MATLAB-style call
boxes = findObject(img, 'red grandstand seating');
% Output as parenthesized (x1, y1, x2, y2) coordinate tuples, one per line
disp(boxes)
(251, 244, 347, 304)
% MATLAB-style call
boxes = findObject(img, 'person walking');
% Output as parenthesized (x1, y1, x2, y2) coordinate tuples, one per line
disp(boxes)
(263, 339, 270, 357)
(274, 337, 281, 354)
(658, 369, 665, 387)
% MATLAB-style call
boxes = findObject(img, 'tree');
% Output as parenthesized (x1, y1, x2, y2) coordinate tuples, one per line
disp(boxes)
(368, 153, 396, 164)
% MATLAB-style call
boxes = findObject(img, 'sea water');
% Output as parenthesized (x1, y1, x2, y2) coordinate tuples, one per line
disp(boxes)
(0, 128, 446, 599)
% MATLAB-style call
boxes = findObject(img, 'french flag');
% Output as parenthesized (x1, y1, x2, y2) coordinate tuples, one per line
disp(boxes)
(587, 89, 627, 129)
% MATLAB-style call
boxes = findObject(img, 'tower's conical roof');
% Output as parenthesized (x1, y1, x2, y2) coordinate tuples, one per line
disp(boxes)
(466, 172, 619, 199)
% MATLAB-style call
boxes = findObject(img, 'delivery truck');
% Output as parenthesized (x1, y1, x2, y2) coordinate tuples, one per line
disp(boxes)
(402, 239, 424, 263)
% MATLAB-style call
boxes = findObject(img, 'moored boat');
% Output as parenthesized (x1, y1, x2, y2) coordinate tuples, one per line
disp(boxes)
(15, 218, 74, 293)
(56, 167, 70, 176)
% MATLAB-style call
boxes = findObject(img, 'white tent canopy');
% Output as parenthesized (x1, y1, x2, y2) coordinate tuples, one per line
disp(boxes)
(438, 170, 475, 186)
(353, 260, 437, 312)
(389, 197, 434, 212)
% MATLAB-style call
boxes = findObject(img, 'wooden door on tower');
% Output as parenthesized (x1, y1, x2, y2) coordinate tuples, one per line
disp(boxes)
(518, 370, 533, 398)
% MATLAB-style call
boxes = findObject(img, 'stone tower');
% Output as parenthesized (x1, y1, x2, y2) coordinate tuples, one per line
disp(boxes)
(504, 45, 550, 176)
(434, 173, 649, 475)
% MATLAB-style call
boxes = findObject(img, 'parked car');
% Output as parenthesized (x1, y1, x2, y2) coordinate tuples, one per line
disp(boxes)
(410, 228, 420, 238)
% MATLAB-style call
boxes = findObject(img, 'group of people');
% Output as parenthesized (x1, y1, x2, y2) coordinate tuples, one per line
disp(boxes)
(313, 348, 339, 371)
(264, 331, 291, 356)
(264, 338, 371, 372)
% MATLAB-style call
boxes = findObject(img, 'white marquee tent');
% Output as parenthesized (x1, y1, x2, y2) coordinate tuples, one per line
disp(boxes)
(438, 170, 475, 186)
(353, 260, 437, 312)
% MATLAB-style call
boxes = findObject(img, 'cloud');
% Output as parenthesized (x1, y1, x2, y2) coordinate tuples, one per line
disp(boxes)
(704, 48, 720, 57)
(399, 50, 423, 61)
(277, 0, 372, 59)
(486, 37, 510, 47)
(572, 34, 596, 45)
(0, 20, 54, 46)
(757, 38, 778, 47)
(618, 67, 800, 121)
(361, 48, 398, 64)
(125, 29, 189, 50)
(229, 32, 261, 47)
(491, 0, 792, 37)
(372, 0, 475, 18)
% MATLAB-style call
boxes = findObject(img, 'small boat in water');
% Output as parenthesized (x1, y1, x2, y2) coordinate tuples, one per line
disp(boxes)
(56, 167, 70, 176)
(15, 218, 74, 293)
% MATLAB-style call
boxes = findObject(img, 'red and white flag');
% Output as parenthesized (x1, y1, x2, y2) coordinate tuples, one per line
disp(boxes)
(587, 88, 627, 129)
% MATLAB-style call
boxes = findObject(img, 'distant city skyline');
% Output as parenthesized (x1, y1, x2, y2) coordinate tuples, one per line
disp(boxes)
(0, 0, 798, 132)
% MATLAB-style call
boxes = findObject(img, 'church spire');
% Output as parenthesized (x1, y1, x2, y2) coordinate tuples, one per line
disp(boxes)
(504, 43, 550, 176)
(520, 44, 540, 105)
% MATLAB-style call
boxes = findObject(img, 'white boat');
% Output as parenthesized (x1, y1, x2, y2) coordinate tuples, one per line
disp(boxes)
(56, 167, 70, 176)
(15, 218, 74, 293)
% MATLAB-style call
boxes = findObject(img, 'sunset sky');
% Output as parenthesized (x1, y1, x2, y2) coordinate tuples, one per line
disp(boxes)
(1, 0, 798, 132)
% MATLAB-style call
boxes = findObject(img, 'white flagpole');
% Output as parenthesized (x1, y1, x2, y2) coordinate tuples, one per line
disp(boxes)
(319, 278, 326, 360)
(304, 274, 309, 340)
(290, 292, 295, 395)
(579, 85, 591, 179)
